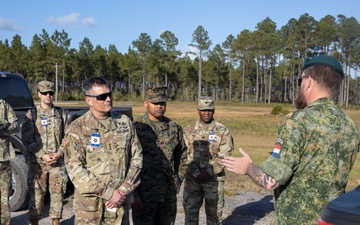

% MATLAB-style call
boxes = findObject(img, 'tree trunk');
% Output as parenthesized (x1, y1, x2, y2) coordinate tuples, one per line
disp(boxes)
(268, 68, 272, 105)
(346, 62, 351, 108)
(242, 58, 245, 103)
(198, 50, 202, 98)
(256, 59, 259, 103)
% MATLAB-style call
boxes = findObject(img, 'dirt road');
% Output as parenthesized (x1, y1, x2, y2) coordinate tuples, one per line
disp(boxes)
(11, 191, 274, 225)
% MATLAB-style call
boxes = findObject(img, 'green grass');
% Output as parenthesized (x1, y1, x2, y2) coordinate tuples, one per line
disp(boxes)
(158, 101, 360, 196)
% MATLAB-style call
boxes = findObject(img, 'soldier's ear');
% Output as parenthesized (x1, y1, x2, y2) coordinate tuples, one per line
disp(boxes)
(85, 96, 93, 106)
(144, 100, 148, 108)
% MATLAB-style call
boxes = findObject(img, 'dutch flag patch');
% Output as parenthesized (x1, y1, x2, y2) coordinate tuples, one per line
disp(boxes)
(272, 144, 281, 157)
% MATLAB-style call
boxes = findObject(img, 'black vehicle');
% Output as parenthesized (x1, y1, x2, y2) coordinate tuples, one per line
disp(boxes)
(0, 71, 132, 211)
(0, 72, 34, 211)
(318, 185, 360, 225)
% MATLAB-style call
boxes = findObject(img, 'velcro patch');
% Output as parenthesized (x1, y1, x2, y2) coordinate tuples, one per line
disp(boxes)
(63, 137, 70, 148)
(272, 144, 281, 157)
(272, 138, 284, 157)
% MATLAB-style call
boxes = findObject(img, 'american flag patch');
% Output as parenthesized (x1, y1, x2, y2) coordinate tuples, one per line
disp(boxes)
(63, 137, 70, 147)
(272, 144, 281, 157)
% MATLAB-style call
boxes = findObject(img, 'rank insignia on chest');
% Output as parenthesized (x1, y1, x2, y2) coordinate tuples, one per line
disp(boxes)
(41, 117, 48, 126)
(208, 132, 216, 142)
(91, 133, 100, 146)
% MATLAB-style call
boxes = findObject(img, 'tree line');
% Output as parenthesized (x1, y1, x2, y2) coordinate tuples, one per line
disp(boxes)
(1, 13, 360, 106)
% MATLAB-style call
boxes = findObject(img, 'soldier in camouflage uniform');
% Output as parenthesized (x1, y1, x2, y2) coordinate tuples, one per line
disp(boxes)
(131, 86, 187, 225)
(183, 97, 233, 225)
(222, 55, 360, 225)
(0, 99, 18, 225)
(64, 77, 142, 225)
(21, 81, 68, 225)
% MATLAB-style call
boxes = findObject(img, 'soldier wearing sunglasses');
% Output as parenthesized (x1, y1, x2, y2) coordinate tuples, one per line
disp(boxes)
(63, 77, 142, 225)
(22, 81, 68, 225)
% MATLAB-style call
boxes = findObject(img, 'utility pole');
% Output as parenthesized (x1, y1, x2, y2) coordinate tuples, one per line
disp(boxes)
(55, 62, 58, 102)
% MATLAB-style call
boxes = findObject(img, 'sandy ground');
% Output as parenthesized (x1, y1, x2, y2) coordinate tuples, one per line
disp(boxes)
(11, 190, 274, 225)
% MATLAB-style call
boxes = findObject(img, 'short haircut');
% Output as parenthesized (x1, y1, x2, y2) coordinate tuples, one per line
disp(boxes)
(81, 77, 109, 96)
(302, 65, 342, 98)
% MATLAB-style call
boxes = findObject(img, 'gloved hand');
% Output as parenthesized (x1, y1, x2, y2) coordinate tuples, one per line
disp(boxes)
(195, 169, 211, 183)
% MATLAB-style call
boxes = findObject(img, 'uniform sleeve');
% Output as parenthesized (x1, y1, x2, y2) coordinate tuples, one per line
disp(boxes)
(174, 125, 188, 182)
(119, 122, 143, 195)
(57, 108, 69, 157)
(0, 102, 18, 135)
(21, 110, 44, 158)
(207, 127, 234, 177)
(64, 128, 114, 200)
(260, 117, 304, 185)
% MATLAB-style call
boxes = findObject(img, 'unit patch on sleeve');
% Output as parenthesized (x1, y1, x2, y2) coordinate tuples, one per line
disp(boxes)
(272, 138, 284, 157)
(63, 137, 70, 148)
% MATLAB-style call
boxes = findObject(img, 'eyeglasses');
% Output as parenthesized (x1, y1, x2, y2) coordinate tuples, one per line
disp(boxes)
(86, 91, 112, 101)
(40, 91, 54, 96)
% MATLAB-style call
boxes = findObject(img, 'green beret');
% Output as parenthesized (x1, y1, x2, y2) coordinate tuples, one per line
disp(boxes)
(303, 55, 344, 80)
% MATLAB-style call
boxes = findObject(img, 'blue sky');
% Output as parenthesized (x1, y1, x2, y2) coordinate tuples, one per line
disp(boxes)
(1, 0, 359, 55)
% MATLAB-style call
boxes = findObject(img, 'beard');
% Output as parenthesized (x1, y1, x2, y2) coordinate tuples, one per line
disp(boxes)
(295, 89, 307, 109)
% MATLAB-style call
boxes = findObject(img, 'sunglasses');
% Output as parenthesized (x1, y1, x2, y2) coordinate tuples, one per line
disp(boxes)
(86, 91, 112, 101)
(40, 91, 54, 96)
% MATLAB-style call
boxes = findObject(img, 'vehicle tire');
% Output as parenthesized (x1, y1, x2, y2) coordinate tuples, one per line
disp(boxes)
(9, 157, 29, 211)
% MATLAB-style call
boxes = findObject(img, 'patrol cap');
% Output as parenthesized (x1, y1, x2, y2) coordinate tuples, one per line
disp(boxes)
(303, 55, 344, 80)
(37, 81, 55, 92)
(146, 86, 168, 103)
(198, 96, 215, 110)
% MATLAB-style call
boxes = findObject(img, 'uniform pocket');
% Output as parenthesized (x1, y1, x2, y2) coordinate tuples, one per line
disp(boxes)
(74, 192, 100, 212)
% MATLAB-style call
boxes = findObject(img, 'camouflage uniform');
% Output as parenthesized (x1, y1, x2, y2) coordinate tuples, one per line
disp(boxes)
(0, 99, 18, 225)
(64, 110, 142, 225)
(260, 98, 360, 225)
(183, 97, 233, 225)
(21, 81, 68, 222)
(132, 87, 187, 225)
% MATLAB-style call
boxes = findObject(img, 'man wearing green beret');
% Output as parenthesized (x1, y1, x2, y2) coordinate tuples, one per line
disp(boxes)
(222, 55, 360, 224)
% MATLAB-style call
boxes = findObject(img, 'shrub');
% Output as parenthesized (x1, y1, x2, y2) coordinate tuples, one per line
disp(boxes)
(271, 105, 290, 116)
(271, 105, 283, 115)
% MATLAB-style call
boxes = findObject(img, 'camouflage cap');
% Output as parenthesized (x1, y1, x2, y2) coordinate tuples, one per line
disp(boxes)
(303, 55, 344, 80)
(37, 81, 55, 92)
(198, 96, 215, 110)
(146, 86, 168, 103)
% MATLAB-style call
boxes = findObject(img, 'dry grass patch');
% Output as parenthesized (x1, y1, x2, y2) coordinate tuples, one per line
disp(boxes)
(125, 101, 360, 195)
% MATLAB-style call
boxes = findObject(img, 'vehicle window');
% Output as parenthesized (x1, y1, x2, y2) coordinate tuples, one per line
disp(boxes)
(0, 77, 34, 109)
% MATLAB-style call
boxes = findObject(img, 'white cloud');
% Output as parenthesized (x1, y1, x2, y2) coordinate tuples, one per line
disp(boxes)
(82, 17, 97, 27)
(0, 17, 22, 31)
(180, 45, 197, 60)
(46, 12, 81, 26)
(46, 13, 97, 27)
